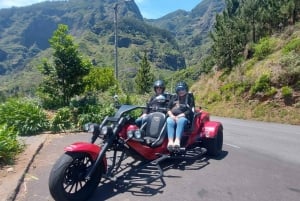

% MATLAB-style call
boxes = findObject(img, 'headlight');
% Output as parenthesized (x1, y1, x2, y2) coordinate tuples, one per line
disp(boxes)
(134, 130, 142, 139)
(127, 130, 134, 138)
(101, 126, 113, 136)
(84, 123, 95, 132)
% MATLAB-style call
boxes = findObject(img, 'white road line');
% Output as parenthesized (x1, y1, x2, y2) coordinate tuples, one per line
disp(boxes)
(224, 143, 241, 149)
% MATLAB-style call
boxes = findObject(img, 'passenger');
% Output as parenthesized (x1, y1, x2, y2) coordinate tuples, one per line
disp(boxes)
(135, 80, 169, 127)
(166, 81, 195, 151)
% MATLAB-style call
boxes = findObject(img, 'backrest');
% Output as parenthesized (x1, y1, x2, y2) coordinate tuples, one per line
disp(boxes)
(144, 112, 167, 147)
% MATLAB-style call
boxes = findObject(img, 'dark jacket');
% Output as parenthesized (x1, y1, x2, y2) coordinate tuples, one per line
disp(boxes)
(167, 93, 195, 121)
(144, 93, 171, 114)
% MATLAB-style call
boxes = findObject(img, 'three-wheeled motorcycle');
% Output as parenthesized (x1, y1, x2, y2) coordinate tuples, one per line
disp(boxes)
(48, 95, 223, 201)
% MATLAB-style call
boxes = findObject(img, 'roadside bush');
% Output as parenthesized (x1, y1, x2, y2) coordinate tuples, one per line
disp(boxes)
(0, 124, 24, 165)
(76, 103, 116, 128)
(0, 99, 49, 136)
(50, 107, 74, 133)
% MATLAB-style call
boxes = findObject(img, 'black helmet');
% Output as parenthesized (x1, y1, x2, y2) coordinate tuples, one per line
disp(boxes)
(153, 80, 165, 92)
(175, 81, 188, 93)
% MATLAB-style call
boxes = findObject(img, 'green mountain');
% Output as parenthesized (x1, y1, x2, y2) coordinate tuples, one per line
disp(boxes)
(0, 0, 225, 96)
(147, 0, 225, 65)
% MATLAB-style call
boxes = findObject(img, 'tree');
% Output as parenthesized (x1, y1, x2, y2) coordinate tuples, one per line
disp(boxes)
(135, 51, 154, 94)
(83, 67, 117, 92)
(38, 24, 91, 108)
(211, 11, 248, 69)
(240, 0, 261, 42)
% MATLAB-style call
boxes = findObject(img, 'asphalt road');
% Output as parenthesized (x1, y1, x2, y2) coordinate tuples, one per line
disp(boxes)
(15, 117, 300, 201)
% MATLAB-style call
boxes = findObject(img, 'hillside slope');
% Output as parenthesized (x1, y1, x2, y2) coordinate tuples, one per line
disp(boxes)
(0, 0, 226, 97)
(191, 23, 300, 125)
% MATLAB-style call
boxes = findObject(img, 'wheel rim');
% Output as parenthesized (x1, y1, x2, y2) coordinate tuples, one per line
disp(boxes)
(63, 155, 93, 194)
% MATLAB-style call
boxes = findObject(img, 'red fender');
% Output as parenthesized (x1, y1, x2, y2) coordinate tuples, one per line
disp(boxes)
(64, 142, 107, 171)
(64, 142, 101, 160)
(200, 121, 222, 138)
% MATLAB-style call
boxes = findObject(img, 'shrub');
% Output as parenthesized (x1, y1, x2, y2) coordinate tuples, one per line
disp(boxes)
(0, 99, 49, 136)
(0, 124, 24, 165)
(76, 104, 115, 128)
(220, 82, 249, 97)
(282, 38, 300, 54)
(250, 74, 271, 95)
(266, 87, 277, 97)
(279, 52, 300, 86)
(254, 37, 276, 60)
(281, 86, 293, 98)
(50, 107, 74, 133)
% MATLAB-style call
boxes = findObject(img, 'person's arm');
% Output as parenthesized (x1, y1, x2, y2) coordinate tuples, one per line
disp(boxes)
(144, 96, 155, 114)
(183, 94, 195, 118)
(167, 96, 176, 120)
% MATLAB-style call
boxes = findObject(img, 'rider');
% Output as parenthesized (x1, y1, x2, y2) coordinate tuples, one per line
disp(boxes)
(166, 81, 195, 151)
(135, 79, 169, 127)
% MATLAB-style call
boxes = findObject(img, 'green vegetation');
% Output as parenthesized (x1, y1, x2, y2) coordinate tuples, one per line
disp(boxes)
(135, 52, 154, 94)
(283, 38, 300, 54)
(0, 124, 23, 165)
(193, 22, 300, 125)
(0, 99, 49, 136)
(212, 0, 300, 69)
(281, 86, 293, 98)
(38, 24, 91, 109)
(250, 74, 271, 95)
(254, 37, 276, 60)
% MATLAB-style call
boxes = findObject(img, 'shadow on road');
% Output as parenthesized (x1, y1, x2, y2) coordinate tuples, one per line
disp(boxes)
(88, 155, 211, 201)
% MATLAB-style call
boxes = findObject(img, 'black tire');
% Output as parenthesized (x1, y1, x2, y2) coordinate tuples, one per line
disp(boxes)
(48, 152, 104, 201)
(204, 126, 223, 157)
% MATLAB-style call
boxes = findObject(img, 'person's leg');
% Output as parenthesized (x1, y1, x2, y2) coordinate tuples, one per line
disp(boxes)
(166, 117, 176, 148)
(174, 117, 188, 147)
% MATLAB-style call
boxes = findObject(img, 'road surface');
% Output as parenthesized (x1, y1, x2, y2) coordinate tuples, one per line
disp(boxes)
(15, 117, 300, 201)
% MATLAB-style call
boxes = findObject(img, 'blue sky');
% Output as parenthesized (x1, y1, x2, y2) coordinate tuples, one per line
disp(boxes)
(0, 0, 202, 19)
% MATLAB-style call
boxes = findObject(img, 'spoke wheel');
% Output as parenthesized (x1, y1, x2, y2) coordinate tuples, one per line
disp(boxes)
(49, 152, 104, 201)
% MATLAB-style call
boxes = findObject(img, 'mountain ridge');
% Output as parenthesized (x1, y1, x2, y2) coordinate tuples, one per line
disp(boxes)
(0, 0, 225, 96)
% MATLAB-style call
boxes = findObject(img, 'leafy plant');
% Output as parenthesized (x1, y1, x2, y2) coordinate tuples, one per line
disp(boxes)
(250, 74, 271, 95)
(281, 86, 293, 98)
(0, 124, 24, 165)
(283, 38, 300, 54)
(254, 37, 276, 60)
(50, 107, 74, 133)
(0, 99, 49, 136)
(83, 67, 117, 92)
(279, 52, 300, 86)
(38, 24, 91, 109)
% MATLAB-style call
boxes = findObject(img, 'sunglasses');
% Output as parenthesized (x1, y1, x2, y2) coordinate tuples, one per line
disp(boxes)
(176, 87, 186, 92)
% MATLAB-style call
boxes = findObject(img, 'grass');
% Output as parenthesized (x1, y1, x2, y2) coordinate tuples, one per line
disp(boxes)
(190, 24, 300, 125)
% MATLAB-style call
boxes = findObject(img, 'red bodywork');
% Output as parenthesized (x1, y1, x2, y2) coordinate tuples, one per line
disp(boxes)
(119, 108, 222, 161)
(64, 142, 107, 172)
(62, 108, 222, 163)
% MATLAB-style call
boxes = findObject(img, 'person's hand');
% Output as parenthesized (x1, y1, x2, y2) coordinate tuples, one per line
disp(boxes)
(175, 113, 185, 121)
(170, 114, 177, 121)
